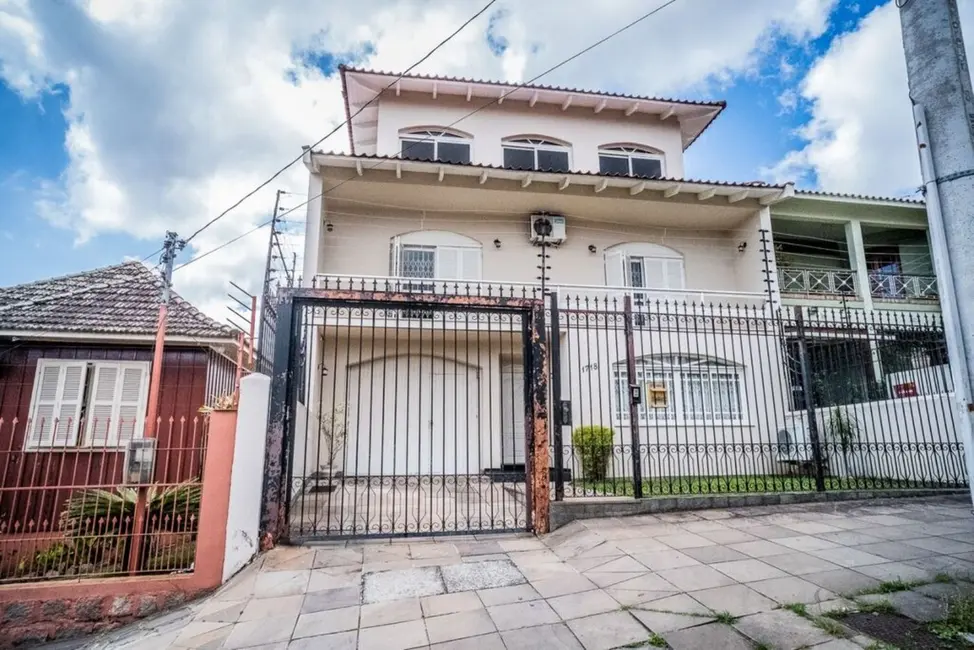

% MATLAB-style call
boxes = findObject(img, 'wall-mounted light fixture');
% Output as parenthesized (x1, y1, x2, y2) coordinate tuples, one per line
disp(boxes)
(493, 239, 502, 249)
(325, 222, 334, 232)
(737, 241, 747, 253)
(588, 244, 597, 254)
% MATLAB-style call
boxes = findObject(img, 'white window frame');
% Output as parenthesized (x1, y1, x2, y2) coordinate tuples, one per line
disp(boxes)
(605, 243, 686, 292)
(24, 359, 88, 450)
(598, 145, 665, 178)
(24, 359, 151, 451)
(501, 137, 572, 171)
(614, 355, 747, 425)
(391, 232, 483, 282)
(83, 361, 151, 448)
(399, 128, 472, 163)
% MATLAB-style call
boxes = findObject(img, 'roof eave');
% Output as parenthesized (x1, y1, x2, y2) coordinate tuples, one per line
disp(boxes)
(311, 152, 792, 204)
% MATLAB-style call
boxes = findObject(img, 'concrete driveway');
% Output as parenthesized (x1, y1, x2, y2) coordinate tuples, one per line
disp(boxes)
(72, 495, 974, 649)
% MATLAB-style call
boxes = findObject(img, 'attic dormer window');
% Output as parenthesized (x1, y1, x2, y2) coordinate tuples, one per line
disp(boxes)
(598, 145, 664, 179)
(502, 137, 571, 173)
(399, 128, 471, 164)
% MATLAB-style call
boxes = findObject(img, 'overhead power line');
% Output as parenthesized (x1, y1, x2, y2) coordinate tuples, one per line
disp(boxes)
(179, 0, 499, 248)
(169, 0, 684, 272)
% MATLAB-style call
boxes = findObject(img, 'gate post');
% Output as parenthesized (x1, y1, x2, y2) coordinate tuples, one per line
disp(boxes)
(623, 296, 645, 499)
(795, 306, 827, 492)
(529, 301, 551, 533)
(550, 292, 565, 501)
(260, 295, 295, 545)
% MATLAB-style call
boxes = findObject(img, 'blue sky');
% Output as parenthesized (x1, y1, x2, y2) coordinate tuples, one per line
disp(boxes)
(0, 0, 889, 290)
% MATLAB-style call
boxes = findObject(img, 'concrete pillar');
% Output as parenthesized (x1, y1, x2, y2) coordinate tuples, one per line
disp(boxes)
(844, 220, 872, 310)
(302, 172, 323, 287)
(900, 0, 974, 397)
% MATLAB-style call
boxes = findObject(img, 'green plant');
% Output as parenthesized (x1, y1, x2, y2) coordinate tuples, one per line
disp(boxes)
(862, 579, 926, 595)
(825, 407, 858, 452)
(782, 603, 808, 617)
(647, 632, 666, 647)
(935, 573, 954, 584)
(714, 611, 739, 624)
(933, 594, 974, 639)
(813, 616, 848, 637)
(857, 599, 896, 615)
(319, 404, 348, 471)
(572, 425, 615, 481)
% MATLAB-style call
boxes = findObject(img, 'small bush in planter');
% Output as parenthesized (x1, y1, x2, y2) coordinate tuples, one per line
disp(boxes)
(572, 425, 615, 481)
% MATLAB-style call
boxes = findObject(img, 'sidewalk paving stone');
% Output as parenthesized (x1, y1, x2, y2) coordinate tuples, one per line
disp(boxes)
(425, 609, 496, 644)
(441, 559, 525, 592)
(663, 622, 754, 650)
(734, 609, 832, 650)
(565, 611, 650, 650)
(547, 589, 619, 620)
(486, 599, 560, 631)
(499, 623, 583, 650)
(747, 575, 835, 604)
(689, 583, 778, 616)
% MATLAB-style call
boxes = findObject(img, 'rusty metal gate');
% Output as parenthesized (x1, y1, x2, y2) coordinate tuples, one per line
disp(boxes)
(273, 289, 547, 540)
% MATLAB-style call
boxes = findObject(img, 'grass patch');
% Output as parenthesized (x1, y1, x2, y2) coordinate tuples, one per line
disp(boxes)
(935, 573, 955, 584)
(813, 616, 849, 637)
(929, 594, 974, 642)
(863, 644, 898, 650)
(781, 603, 808, 617)
(573, 474, 926, 497)
(860, 579, 927, 595)
(857, 600, 897, 615)
(647, 632, 667, 647)
(714, 611, 739, 624)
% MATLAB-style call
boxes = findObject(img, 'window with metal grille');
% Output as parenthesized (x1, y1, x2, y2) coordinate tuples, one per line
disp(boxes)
(614, 355, 745, 424)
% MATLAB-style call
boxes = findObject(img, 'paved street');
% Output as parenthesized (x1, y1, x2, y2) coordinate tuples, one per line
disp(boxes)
(72, 496, 974, 649)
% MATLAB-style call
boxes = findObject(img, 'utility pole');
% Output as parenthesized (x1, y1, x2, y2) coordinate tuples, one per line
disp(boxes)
(261, 190, 285, 305)
(144, 231, 186, 437)
(129, 230, 183, 574)
(899, 0, 974, 505)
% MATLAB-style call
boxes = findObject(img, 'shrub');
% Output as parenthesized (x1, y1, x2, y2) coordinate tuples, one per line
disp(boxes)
(572, 425, 615, 481)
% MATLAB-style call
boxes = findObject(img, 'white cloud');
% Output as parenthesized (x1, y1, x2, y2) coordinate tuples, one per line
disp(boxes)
(766, 0, 974, 196)
(0, 0, 836, 315)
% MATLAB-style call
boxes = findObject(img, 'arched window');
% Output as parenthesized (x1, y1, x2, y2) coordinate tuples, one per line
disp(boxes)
(502, 136, 571, 173)
(399, 127, 472, 164)
(614, 354, 745, 424)
(604, 243, 685, 291)
(390, 231, 482, 281)
(598, 144, 664, 179)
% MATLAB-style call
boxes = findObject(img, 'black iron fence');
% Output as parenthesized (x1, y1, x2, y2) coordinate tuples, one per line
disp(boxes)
(551, 292, 966, 499)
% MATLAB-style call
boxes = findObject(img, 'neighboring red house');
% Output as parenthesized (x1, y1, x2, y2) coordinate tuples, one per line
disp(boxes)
(0, 262, 238, 544)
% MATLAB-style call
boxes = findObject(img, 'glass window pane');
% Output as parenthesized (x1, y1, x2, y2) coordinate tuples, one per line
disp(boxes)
(503, 147, 535, 170)
(437, 141, 470, 164)
(401, 139, 434, 161)
(538, 149, 570, 172)
(599, 155, 630, 176)
(632, 157, 663, 179)
(629, 258, 645, 288)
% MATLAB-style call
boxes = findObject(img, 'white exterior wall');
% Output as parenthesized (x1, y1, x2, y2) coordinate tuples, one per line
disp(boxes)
(320, 204, 764, 295)
(375, 93, 686, 177)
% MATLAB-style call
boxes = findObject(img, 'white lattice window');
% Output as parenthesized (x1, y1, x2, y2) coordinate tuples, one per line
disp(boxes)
(25, 360, 150, 450)
(605, 243, 685, 291)
(390, 231, 482, 281)
(502, 137, 571, 172)
(615, 355, 745, 425)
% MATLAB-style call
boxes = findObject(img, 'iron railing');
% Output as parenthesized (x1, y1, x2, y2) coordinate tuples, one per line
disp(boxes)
(869, 272, 939, 301)
(549, 293, 965, 499)
(0, 415, 207, 584)
(778, 267, 858, 298)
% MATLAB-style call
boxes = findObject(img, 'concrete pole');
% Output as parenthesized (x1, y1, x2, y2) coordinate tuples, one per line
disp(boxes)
(899, 0, 974, 500)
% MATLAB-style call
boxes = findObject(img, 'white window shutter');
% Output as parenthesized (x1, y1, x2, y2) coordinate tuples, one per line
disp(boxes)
(665, 259, 686, 289)
(116, 364, 149, 445)
(604, 250, 626, 287)
(436, 246, 460, 280)
(459, 248, 481, 281)
(86, 364, 119, 446)
(643, 258, 666, 288)
(28, 361, 87, 448)
(389, 236, 402, 277)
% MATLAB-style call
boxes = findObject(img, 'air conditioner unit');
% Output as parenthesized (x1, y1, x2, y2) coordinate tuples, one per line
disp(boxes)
(776, 413, 812, 463)
(529, 214, 567, 245)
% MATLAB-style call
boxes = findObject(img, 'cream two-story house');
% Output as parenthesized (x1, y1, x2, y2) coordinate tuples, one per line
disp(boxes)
(291, 67, 961, 525)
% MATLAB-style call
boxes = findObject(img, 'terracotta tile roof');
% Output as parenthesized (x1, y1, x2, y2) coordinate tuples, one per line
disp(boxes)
(0, 261, 233, 339)
(340, 65, 727, 109)
(310, 150, 790, 192)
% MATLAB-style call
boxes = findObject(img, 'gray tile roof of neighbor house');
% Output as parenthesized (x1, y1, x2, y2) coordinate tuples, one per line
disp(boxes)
(0, 261, 234, 340)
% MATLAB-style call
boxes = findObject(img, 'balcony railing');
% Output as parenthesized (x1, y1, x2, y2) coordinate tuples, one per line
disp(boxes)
(869, 273, 939, 301)
(311, 274, 767, 307)
(778, 267, 858, 298)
